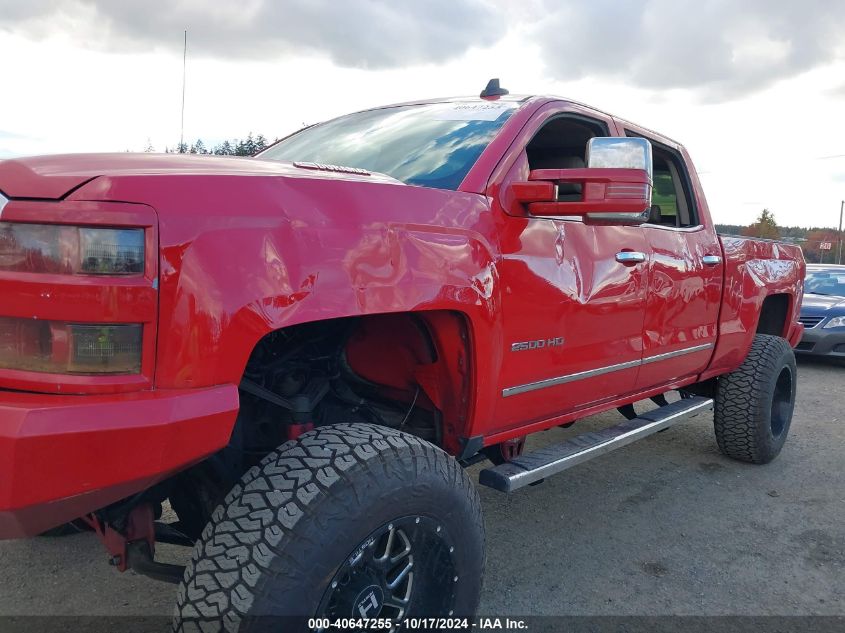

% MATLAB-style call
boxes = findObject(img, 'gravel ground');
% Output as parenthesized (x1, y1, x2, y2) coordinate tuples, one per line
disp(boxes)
(1, 356, 843, 621)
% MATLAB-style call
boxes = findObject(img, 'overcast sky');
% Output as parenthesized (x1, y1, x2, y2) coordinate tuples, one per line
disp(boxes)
(1, 0, 844, 228)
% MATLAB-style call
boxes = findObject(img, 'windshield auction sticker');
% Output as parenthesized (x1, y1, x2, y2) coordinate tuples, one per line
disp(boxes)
(433, 102, 516, 121)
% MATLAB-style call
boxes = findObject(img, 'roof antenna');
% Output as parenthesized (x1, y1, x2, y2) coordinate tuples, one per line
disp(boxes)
(179, 29, 187, 153)
(480, 78, 509, 98)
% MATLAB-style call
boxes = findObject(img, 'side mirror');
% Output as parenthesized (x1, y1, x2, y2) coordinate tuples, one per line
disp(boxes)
(509, 137, 653, 223)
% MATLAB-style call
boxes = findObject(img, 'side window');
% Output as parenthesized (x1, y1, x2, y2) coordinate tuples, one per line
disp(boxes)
(527, 115, 609, 201)
(626, 131, 698, 228)
(652, 156, 682, 226)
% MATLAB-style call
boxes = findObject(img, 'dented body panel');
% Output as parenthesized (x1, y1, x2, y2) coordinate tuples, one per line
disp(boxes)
(702, 236, 805, 380)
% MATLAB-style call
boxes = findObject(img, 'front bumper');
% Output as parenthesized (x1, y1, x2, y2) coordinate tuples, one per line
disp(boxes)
(0, 385, 238, 539)
(795, 327, 845, 357)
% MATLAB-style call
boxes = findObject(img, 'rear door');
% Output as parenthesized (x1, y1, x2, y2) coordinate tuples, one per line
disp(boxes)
(621, 125, 722, 388)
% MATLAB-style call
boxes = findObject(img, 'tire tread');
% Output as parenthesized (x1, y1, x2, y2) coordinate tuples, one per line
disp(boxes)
(173, 423, 483, 632)
(714, 334, 795, 464)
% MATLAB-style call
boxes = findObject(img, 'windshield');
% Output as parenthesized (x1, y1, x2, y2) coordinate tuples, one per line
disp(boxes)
(259, 101, 518, 191)
(805, 270, 845, 296)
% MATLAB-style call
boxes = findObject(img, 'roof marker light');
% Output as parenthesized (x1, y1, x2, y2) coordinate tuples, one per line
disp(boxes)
(480, 78, 509, 98)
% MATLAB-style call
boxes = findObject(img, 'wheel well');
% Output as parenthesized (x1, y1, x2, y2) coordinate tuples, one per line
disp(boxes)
(234, 311, 472, 463)
(756, 293, 790, 337)
(163, 311, 473, 539)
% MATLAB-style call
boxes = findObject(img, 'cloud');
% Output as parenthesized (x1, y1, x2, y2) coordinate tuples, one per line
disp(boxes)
(533, 0, 845, 101)
(0, 0, 504, 68)
(828, 83, 845, 98)
(3, 0, 845, 102)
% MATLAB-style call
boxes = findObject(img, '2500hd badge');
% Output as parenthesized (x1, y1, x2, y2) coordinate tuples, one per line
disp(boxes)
(511, 336, 565, 352)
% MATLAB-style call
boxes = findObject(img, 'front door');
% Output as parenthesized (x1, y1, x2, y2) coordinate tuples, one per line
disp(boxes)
(490, 106, 651, 434)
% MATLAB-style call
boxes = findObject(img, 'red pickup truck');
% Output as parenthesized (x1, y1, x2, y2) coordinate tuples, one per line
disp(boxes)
(0, 80, 804, 628)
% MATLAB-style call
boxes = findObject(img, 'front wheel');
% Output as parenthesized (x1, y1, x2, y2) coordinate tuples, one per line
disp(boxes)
(714, 334, 797, 464)
(174, 424, 485, 632)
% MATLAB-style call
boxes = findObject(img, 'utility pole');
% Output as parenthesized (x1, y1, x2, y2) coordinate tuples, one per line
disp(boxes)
(179, 30, 187, 153)
(838, 200, 844, 266)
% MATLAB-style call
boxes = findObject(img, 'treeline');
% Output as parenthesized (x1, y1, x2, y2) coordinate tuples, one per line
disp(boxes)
(715, 208, 842, 263)
(152, 133, 275, 156)
(714, 223, 830, 241)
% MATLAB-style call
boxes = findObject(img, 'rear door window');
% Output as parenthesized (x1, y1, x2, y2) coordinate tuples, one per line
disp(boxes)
(626, 132, 698, 228)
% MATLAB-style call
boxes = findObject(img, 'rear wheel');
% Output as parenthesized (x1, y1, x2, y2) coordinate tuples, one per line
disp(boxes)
(174, 423, 485, 632)
(714, 334, 797, 464)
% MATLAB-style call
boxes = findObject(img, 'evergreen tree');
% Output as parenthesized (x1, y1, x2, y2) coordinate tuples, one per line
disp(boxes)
(742, 209, 780, 240)
(189, 139, 207, 154)
(168, 134, 278, 157)
(213, 140, 233, 155)
(235, 133, 256, 156)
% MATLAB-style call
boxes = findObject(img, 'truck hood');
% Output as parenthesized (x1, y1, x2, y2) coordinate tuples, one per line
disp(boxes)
(0, 153, 401, 200)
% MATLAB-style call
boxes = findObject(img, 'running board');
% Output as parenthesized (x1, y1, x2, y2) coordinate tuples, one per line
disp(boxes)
(479, 396, 713, 492)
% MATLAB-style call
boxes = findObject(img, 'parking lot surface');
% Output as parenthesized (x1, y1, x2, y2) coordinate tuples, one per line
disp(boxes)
(1, 357, 843, 619)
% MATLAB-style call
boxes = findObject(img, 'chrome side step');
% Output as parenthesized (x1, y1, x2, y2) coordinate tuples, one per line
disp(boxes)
(479, 396, 713, 492)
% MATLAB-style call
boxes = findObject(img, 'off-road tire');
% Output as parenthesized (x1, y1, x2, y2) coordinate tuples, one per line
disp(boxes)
(714, 334, 797, 464)
(174, 423, 485, 632)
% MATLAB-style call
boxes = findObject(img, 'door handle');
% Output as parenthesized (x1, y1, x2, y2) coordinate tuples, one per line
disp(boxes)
(616, 251, 646, 264)
(702, 255, 722, 266)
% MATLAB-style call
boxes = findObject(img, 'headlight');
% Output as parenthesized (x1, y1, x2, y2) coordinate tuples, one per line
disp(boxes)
(0, 317, 142, 374)
(0, 222, 144, 275)
(823, 316, 845, 329)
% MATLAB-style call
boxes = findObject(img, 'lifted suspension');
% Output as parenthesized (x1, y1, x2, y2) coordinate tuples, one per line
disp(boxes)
(84, 503, 188, 584)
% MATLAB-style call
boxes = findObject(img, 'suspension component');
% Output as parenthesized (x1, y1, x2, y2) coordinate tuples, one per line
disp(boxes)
(84, 503, 186, 583)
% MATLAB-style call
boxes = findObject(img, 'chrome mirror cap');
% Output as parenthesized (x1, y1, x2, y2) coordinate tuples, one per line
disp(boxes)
(585, 137, 653, 224)
(586, 137, 653, 178)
